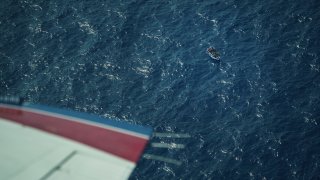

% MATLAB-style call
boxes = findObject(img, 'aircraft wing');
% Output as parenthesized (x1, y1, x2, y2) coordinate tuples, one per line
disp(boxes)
(0, 101, 152, 180)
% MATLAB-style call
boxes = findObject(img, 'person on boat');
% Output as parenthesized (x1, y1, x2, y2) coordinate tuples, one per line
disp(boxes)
(207, 47, 214, 53)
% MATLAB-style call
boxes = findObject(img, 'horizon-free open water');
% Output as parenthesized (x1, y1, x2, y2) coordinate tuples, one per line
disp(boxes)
(1, 0, 319, 179)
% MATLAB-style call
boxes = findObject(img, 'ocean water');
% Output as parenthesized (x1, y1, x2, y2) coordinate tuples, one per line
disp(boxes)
(1, 0, 320, 179)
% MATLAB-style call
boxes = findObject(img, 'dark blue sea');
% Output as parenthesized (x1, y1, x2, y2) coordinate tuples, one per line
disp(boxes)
(1, 0, 320, 179)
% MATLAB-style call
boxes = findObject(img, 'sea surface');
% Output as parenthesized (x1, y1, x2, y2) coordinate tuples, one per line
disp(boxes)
(1, 0, 320, 179)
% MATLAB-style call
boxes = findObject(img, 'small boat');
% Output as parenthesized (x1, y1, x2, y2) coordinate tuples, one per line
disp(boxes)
(207, 47, 220, 60)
